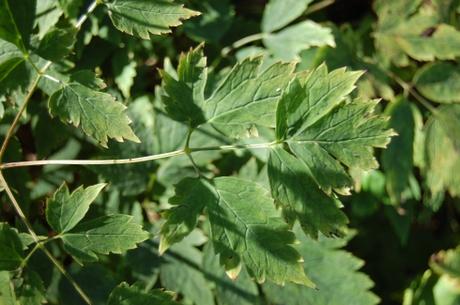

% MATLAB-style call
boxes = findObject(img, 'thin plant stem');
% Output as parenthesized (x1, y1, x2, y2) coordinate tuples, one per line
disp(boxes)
(184, 126, 202, 176)
(0, 75, 41, 161)
(0, 172, 39, 240)
(305, 0, 335, 15)
(221, 33, 267, 57)
(0, 149, 186, 169)
(384, 68, 438, 114)
(20, 243, 40, 269)
(0, 142, 277, 170)
(76, 0, 99, 29)
(42, 247, 93, 305)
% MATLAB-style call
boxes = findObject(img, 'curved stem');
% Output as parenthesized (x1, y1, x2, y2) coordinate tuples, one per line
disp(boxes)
(0, 149, 186, 169)
(20, 243, 40, 269)
(0, 75, 41, 161)
(0, 172, 39, 240)
(184, 126, 202, 177)
(305, 0, 335, 15)
(385, 69, 438, 114)
(0, 142, 277, 170)
(221, 33, 267, 57)
(76, 0, 98, 29)
(42, 247, 93, 305)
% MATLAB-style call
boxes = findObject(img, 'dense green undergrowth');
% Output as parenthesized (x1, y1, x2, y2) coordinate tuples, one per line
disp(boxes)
(0, 0, 459, 304)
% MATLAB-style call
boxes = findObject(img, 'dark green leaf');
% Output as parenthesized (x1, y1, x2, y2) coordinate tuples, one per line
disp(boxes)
(268, 147, 348, 238)
(159, 178, 213, 254)
(0, 0, 35, 52)
(0, 223, 24, 271)
(36, 26, 77, 61)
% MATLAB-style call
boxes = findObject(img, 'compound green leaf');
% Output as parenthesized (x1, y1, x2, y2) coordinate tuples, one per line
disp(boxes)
(61, 214, 149, 262)
(382, 97, 415, 204)
(276, 65, 363, 141)
(425, 105, 460, 200)
(414, 62, 460, 104)
(0, 39, 24, 82)
(105, 0, 200, 39)
(262, 0, 313, 33)
(207, 177, 314, 287)
(108, 282, 181, 305)
(205, 59, 295, 138)
(46, 183, 107, 233)
(0, 223, 24, 271)
(264, 20, 335, 61)
(276, 66, 393, 193)
(288, 97, 393, 182)
(48, 72, 140, 147)
(0, 0, 35, 52)
(36, 26, 77, 62)
(268, 147, 348, 238)
(159, 178, 213, 254)
(263, 228, 379, 305)
(162, 46, 296, 137)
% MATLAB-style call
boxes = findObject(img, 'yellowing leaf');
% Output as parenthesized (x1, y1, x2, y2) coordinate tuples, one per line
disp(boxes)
(425, 105, 460, 200)
(414, 62, 460, 104)
(374, 0, 460, 65)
